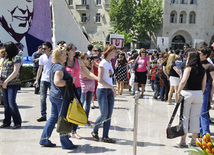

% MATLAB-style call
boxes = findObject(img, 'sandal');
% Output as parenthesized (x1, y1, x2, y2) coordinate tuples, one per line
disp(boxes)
(176, 142, 187, 147)
(91, 132, 99, 141)
(101, 138, 116, 143)
(71, 133, 82, 139)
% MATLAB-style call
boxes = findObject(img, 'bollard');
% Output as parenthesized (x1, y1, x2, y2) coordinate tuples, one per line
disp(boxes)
(133, 91, 140, 155)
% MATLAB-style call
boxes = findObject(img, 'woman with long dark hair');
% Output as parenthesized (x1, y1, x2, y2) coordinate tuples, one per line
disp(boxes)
(0, 41, 22, 129)
(176, 51, 206, 146)
(115, 52, 128, 95)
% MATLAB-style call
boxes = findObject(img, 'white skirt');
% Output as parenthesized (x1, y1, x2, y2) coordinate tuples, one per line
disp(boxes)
(170, 76, 180, 86)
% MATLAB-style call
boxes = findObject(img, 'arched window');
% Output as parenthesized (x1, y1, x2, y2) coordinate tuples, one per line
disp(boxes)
(189, 11, 196, 24)
(170, 11, 177, 23)
(190, 0, 197, 4)
(179, 11, 187, 23)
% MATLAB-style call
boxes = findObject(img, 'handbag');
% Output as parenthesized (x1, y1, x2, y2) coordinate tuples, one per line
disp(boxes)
(66, 84, 87, 126)
(166, 95, 185, 139)
(133, 57, 139, 72)
(56, 116, 72, 133)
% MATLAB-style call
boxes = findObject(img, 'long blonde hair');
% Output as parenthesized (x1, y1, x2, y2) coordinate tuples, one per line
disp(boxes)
(166, 54, 176, 74)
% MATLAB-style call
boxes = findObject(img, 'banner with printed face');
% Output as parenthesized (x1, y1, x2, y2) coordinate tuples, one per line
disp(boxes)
(110, 34, 124, 49)
(0, 0, 52, 56)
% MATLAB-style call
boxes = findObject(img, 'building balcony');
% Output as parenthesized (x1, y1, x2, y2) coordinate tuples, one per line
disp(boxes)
(105, 3, 110, 10)
(76, 5, 89, 11)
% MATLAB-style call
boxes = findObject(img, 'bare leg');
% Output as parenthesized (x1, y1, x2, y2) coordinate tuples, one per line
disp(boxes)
(168, 86, 174, 103)
(141, 84, 145, 96)
(120, 81, 125, 95)
(116, 81, 120, 94)
(174, 86, 179, 103)
(134, 82, 139, 93)
(177, 133, 187, 145)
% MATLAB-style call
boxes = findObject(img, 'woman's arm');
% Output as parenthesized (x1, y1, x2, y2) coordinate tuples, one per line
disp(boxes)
(202, 73, 207, 93)
(115, 60, 118, 69)
(54, 70, 66, 87)
(163, 65, 169, 80)
(173, 66, 181, 76)
(79, 60, 98, 81)
(177, 67, 191, 95)
(98, 66, 116, 97)
(146, 60, 151, 75)
(2, 63, 21, 88)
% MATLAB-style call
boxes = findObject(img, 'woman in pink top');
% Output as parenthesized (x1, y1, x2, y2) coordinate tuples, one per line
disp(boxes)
(134, 48, 150, 98)
(65, 43, 98, 139)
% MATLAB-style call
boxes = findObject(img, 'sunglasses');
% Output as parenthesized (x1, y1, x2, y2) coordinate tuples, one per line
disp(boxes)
(94, 50, 99, 52)
(86, 57, 90, 60)
(42, 48, 46, 51)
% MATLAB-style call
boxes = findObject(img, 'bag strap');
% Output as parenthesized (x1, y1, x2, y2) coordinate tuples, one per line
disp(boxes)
(167, 95, 184, 127)
(71, 83, 81, 104)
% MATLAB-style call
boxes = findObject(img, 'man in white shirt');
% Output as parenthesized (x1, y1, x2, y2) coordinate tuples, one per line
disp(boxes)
(34, 42, 52, 122)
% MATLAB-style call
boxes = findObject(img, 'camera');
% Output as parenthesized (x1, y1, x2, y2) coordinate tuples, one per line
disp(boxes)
(89, 55, 99, 60)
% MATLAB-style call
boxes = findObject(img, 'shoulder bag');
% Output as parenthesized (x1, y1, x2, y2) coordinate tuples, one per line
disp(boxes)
(166, 95, 185, 139)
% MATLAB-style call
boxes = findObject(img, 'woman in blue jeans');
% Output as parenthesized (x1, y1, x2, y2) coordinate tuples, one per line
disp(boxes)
(39, 47, 77, 149)
(91, 45, 117, 143)
(0, 42, 22, 129)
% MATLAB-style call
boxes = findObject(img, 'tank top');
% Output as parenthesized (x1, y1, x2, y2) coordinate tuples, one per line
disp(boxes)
(65, 58, 81, 87)
(183, 66, 205, 90)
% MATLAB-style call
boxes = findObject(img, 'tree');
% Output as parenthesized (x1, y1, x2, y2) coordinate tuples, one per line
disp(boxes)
(109, 0, 136, 33)
(109, 0, 163, 43)
(134, 0, 163, 41)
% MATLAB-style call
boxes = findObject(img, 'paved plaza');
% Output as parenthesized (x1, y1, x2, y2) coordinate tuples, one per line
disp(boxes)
(0, 84, 214, 155)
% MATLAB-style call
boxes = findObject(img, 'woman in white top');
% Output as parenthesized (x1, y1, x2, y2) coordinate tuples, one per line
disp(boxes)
(91, 45, 117, 143)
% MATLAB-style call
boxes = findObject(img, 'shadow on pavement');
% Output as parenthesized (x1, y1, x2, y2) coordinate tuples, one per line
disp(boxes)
(68, 144, 116, 154)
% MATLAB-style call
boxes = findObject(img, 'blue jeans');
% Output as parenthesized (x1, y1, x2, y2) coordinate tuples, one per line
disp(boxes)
(72, 87, 81, 133)
(81, 91, 94, 119)
(40, 96, 74, 149)
(93, 88, 114, 139)
(200, 82, 210, 136)
(2, 85, 21, 126)
(40, 81, 50, 118)
(153, 84, 160, 99)
(151, 80, 154, 91)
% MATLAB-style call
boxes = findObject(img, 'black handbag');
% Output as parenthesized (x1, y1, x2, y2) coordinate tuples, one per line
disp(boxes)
(133, 57, 139, 72)
(166, 95, 185, 139)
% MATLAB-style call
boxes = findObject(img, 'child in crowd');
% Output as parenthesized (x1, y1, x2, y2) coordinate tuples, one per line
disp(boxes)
(153, 68, 162, 99)
(151, 60, 158, 91)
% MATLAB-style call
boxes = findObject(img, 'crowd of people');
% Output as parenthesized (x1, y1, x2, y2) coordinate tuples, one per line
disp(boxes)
(0, 40, 214, 149)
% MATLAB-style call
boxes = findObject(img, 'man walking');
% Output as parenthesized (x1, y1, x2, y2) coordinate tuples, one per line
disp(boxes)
(32, 45, 43, 94)
(34, 42, 52, 122)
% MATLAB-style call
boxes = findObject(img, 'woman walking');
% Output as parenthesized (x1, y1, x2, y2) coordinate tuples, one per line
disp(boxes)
(115, 52, 128, 95)
(134, 48, 150, 98)
(91, 45, 117, 143)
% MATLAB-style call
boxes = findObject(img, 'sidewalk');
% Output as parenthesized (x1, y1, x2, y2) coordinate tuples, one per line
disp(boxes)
(0, 85, 213, 155)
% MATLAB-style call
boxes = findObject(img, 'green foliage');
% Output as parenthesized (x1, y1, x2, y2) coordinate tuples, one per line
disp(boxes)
(91, 41, 104, 50)
(109, 0, 163, 42)
(20, 66, 35, 87)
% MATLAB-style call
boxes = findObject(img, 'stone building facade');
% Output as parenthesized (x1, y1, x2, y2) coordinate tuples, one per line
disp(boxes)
(66, 0, 112, 46)
(67, 0, 214, 50)
(162, 0, 214, 49)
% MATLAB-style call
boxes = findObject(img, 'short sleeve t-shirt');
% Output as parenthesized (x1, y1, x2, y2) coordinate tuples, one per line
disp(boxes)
(39, 54, 52, 82)
(136, 57, 149, 72)
(97, 59, 114, 88)
(1, 55, 21, 85)
(49, 63, 72, 99)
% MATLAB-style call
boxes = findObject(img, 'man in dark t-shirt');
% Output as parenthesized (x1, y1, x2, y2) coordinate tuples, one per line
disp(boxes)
(199, 47, 214, 137)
